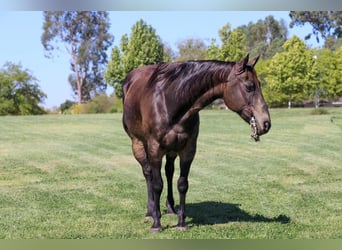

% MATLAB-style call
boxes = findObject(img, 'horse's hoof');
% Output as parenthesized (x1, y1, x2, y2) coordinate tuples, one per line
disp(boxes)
(150, 226, 163, 233)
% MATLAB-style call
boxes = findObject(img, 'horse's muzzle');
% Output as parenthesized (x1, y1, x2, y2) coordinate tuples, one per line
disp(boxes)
(250, 117, 271, 142)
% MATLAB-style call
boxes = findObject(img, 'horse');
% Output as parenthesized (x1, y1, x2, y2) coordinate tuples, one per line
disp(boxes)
(122, 54, 271, 232)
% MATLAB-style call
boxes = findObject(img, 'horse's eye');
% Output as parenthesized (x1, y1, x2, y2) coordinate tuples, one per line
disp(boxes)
(245, 82, 256, 92)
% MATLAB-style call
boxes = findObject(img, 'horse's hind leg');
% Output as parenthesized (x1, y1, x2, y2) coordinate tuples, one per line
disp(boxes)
(165, 153, 177, 214)
(177, 149, 195, 230)
(131, 138, 153, 218)
(177, 121, 199, 230)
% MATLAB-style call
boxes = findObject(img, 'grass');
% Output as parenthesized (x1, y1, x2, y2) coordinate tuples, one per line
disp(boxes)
(0, 108, 341, 239)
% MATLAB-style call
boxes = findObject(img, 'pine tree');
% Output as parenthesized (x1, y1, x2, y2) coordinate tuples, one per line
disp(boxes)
(105, 19, 165, 98)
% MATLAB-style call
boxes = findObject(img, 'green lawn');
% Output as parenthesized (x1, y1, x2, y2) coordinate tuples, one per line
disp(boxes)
(0, 108, 341, 239)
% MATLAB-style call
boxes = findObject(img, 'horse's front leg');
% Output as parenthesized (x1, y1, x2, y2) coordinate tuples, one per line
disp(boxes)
(165, 153, 177, 214)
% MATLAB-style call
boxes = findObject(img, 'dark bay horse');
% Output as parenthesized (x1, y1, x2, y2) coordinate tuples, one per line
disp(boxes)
(122, 54, 271, 232)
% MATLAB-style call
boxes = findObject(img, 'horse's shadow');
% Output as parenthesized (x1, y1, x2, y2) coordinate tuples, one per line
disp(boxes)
(181, 201, 290, 226)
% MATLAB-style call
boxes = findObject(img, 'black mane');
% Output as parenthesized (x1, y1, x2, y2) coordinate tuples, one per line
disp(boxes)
(148, 60, 235, 100)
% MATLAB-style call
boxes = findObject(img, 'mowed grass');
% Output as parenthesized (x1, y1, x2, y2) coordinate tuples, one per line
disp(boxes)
(0, 108, 341, 239)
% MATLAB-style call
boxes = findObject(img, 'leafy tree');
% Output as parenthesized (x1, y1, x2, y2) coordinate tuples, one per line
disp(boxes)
(289, 11, 342, 42)
(105, 19, 165, 98)
(335, 46, 342, 97)
(162, 43, 176, 62)
(41, 11, 114, 104)
(0, 63, 46, 115)
(266, 36, 317, 107)
(207, 23, 247, 61)
(239, 15, 288, 59)
(60, 99, 76, 113)
(175, 38, 208, 61)
(314, 47, 342, 101)
(253, 58, 272, 99)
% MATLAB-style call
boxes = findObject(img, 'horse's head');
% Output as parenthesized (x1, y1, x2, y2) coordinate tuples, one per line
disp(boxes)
(224, 54, 271, 141)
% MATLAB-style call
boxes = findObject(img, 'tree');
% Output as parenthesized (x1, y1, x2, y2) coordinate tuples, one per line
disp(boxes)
(207, 23, 247, 61)
(314, 47, 342, 101)
(0, 62, 46, 115)
(335, 46, 342, 97)
(289, 11, 342, 42)
(105, 19, 165, 98)
(41, 11, 114, 104)
(324, 36, 342, 51)
(175, 38, 207, 61)
(60, 99, 76, 113)
(239, 15, 288, 59)
(266, 36, 317, 107)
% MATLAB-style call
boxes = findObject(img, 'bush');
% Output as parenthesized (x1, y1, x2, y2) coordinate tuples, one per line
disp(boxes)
(310, 108, 330, 115)
(66, 94, 123, 114)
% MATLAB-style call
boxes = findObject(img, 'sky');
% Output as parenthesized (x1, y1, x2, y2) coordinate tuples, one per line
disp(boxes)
(0, 11, 320, 109)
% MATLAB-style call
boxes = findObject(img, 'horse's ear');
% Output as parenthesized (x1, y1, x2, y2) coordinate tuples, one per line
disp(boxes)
(250, 55, 260, 67)
(236, 54, 249, 74)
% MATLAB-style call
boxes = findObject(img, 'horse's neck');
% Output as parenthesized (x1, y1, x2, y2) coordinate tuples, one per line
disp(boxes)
(178, 82, 226, 125)
(166, 61, 233, 126)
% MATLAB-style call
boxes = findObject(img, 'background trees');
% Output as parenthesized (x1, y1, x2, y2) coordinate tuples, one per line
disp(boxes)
(265, 36, 317, 107)
(0, 63, 46, 115)
(105, 19, 165, 98)
(314, 47, 342, 101)
(289, 11, 342, 42)
(175, 38, 208, 61)
(207, 23, 248, 61)
(104, 14, 341, 109)
(238, 15, 288, 59)
(41, 11, 114, 104)
(3, 12, 341, 115)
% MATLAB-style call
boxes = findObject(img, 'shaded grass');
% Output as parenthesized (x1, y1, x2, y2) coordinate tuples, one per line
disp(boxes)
(0, 108, 341, 238)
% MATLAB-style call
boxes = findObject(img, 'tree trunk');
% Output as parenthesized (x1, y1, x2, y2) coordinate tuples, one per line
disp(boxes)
(71, 48, 83, 104)
(288, 99, 292, 109)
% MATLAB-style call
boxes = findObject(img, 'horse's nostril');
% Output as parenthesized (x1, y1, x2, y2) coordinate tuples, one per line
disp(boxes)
(264, 121, 271, 132)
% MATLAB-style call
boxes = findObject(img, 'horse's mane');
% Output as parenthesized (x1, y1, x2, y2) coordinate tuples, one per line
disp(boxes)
(147, 60, 235, 100)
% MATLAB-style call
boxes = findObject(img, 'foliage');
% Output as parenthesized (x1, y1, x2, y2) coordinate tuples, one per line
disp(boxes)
(60, 99, 76, 113)
(313, 47, 342, 100)
(265, 36, 317, 107)
(105, 19, 165, 98)
(310, 108, 330, 115)
(238, 15, 288, 59)
(175, 38, 208, 61)
(289, 11, 342, 42)
(0, 62, 46, 115)
(65, 94, 122, 114)
(41, 11, 114, 104)
(207, 23, 248, 61)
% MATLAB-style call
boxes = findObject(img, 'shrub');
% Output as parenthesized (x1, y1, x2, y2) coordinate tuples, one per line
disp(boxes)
(310, 108, 329, 115)
(66, 94, 123, 114)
